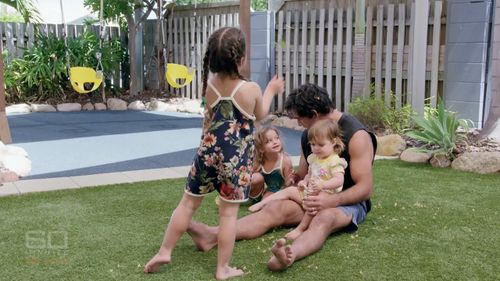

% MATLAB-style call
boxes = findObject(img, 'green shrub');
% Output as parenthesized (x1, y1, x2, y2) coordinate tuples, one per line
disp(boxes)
(348, 91, 414, 134)
(382, 103, 414, 134)
(4, 30, 125, 103)
(405, 100, 471, 159)
(67, 31, 125, 76)
(4, 34, 67, 102)
(348, 96, 387, 131)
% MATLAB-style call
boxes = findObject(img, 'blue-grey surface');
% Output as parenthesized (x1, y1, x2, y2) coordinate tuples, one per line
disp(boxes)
(7, 111, 302, 180)
(250, 11, 274, 92)
(444, 0, 492, 127)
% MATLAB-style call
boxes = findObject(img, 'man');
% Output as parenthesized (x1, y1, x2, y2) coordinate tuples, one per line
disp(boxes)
(187, 83, 377, 271)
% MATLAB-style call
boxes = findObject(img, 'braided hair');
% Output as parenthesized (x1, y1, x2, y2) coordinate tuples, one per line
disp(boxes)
(201, 27, 247, 100)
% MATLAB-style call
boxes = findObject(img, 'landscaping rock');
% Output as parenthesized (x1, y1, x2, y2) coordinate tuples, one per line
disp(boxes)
(272, 116, 304, 131)
(6, 103, 31, 114)
(400, 148, 432, 163)
(149, 100, 177, 112)
(260, 114, 278, 126)
(0, 141, 31, 177)
(57, 103, 82, 112)
(177, 99, 203, 114)
(107, 98, 127, 111)
(429, 154, 451, 168)
(451, 152, 500, 174)
(94, 103, 107, 111)
(128, 100, 146, 111)
(82, 102, 95, 111)
(31, 104, 57, 112)
(376, 134, 406, 156)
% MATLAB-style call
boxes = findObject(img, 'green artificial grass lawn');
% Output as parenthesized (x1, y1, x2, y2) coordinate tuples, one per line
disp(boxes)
(0, 160, 499, 281)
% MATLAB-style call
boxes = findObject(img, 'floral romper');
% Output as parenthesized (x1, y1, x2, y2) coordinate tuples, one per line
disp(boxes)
(185, 80, 255, 203)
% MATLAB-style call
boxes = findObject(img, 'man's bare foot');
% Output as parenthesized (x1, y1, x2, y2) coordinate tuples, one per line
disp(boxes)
(215, 265, 244, 280)
(267, 238, 294, 271)
(143, 252, 171, 273)
(248, 202, 264, 212)
(186, 221, 217, 252)
(284, 228, 303, 240)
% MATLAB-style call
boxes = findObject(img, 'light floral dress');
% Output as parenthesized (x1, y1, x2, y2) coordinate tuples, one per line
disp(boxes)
(185, 80, 255, 203)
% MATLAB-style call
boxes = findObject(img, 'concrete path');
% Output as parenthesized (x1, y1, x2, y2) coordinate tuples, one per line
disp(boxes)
(1, 111, 302, 196)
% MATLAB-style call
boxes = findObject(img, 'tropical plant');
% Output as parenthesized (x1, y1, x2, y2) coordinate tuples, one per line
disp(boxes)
(0, 0, 40, 22)
(3, 32, 125, 103)
(4, 34, 67, 102)
(67, 30, 125, 76)
(348, 95, 387, 131)
(175, 0, 268, 11)
(382, 103, 414, 134)
(349, 84, 415, 134)
(405, 100, 472, 159)
(0, 12, 24, 22)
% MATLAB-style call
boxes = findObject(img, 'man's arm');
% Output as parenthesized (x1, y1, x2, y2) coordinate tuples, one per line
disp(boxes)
(281, 154, 295, 186)
(304, 130, 374, 211)
(290, 151, 308, 185)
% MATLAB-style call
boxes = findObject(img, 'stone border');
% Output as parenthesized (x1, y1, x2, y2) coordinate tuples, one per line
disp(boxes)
(6, 97, 205, 115)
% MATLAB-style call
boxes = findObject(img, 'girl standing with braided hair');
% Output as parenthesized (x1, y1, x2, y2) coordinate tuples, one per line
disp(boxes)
(144, 27, 284, 280)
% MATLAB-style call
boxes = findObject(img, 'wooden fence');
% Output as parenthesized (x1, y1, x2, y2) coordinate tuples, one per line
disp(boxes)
(1, 0, 447, 114)
(274, 0, 446, 112)
(161, 0, 446, 113)
(0, 22, 124, 88)
(143, 2, 240, 99)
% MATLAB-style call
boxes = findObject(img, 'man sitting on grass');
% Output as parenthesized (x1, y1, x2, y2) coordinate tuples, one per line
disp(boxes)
(188, 83, 377, 271)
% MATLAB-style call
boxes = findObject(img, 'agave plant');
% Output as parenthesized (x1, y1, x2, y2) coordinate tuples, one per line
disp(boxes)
(405, 100, 472, 159)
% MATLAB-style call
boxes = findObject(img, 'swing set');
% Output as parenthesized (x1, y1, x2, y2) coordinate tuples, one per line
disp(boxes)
(60, 0, 105, 95)
(160, 0, 195, 89)
(60, 0, 195, 95)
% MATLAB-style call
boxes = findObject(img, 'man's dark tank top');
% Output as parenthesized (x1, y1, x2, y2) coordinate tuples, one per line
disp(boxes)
(301, 113, 377, 212)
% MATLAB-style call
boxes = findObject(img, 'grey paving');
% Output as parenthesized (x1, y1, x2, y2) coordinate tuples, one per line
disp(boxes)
(2, 111, 302, 195)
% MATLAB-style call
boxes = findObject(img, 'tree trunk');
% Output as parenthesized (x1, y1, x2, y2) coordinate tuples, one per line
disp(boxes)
(240, 0, 251, 78)
(156, 0, 165, 90)
(127, 16, 139, 96)
(0, 41, 12, 144)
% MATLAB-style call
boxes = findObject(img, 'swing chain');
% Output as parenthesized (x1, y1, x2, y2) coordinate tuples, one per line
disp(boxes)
(95, 52, 103, 77)
(95, 0, 105, 79)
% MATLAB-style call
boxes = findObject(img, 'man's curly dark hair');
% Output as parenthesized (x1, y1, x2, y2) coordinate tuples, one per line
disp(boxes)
(284, 83, 335, 118)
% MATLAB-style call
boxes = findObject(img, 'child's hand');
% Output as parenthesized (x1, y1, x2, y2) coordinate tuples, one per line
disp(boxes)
(265, 75, 284, 96)
(309, 178, 323, 191)
(297, 180, 307, 191)
(305, 185, 320, 197)
(285, 171, 298, 186)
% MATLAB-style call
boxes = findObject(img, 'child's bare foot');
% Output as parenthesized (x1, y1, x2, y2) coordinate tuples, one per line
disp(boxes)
(248, 202, 264, 212)
(186, 221, 217, 252)
(284, 228, 303, 240)
(143, 252, 171, 273)
(267, 238, 294, 271)
(215, 265, 244, 280)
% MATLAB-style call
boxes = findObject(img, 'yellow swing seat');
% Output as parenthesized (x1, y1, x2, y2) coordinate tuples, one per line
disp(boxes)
(166, 63, 195, 88)
(70, 67, 103, 94)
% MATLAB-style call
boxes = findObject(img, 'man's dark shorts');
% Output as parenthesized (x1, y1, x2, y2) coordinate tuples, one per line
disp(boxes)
(338, 201, 368, 233)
